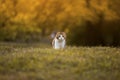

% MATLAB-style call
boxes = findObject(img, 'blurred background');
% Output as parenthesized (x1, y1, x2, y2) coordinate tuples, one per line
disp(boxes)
(0, 0, 120, 46)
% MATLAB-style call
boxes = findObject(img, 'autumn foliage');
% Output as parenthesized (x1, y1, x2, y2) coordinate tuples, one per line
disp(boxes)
(0, 0, 120, 46)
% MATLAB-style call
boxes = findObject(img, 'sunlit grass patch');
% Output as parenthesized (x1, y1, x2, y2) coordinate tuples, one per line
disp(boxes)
(0, 43, 120, 80)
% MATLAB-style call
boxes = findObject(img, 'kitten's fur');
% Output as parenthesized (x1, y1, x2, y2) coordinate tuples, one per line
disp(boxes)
(52, 32, 66, 49)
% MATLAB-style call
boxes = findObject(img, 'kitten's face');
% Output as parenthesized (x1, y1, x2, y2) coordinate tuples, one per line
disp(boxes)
(55, 32, 66, 41)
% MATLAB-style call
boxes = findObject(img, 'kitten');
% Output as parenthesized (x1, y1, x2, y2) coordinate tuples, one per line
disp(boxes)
(52, 32, 66, 49)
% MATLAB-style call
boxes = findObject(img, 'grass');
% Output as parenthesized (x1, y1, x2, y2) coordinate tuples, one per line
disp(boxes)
(0, 43, 120, 80)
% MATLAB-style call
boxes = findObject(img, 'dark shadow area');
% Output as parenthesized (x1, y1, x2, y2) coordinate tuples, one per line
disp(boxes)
(68, 20, 120, 47)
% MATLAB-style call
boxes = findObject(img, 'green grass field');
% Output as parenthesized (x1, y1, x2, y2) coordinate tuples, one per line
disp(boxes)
(0, 43, 120, 80)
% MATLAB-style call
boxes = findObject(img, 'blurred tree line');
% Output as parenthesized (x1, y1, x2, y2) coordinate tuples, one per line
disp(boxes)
(0, 0, 120, 46)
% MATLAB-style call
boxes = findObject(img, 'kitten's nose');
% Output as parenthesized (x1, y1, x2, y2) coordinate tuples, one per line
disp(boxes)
(61, 37, 64, 40)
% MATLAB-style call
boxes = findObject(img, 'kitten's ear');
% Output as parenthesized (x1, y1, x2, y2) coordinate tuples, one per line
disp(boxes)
(57, 32, 61, 34)
(56, 32, 60, 36)
(62, 32, 66, 38)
